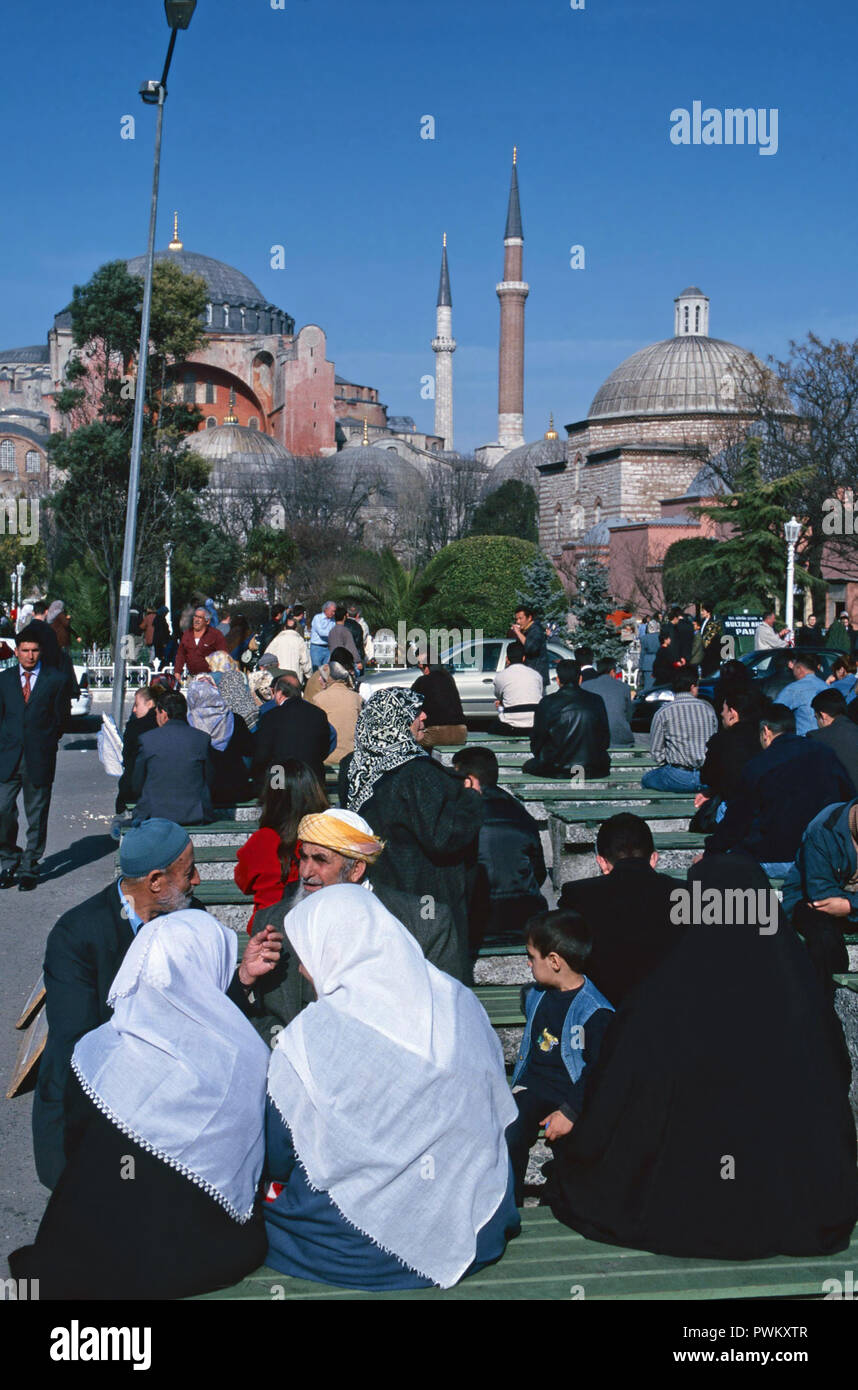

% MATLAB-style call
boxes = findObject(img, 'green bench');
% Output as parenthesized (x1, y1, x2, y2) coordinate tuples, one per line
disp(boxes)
(193, 1205, 858, 1301)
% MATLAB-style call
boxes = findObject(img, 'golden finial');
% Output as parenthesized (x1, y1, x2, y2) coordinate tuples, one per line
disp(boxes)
(443, 232, 447, 248)
(362, 416, 369, 445)
(168, 212, 183, 251)
(544, 411, 558, 441)
(513, 145, 517, 165)
(224, 386, 238, 424)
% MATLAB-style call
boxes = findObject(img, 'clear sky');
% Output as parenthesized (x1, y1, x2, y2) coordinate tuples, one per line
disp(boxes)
(3, 0, 857, 451)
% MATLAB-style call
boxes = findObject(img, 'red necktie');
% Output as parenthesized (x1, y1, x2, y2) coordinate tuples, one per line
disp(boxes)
(22, 672, 31, 704)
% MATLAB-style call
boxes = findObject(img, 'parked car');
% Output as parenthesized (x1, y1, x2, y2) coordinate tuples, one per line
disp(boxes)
(359, 635, 575, 722)
(630, 646, 840, 732)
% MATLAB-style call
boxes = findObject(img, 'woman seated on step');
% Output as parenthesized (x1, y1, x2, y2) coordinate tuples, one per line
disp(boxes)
(263, 884, 521, 1290)
(9, 910, 270, 1299)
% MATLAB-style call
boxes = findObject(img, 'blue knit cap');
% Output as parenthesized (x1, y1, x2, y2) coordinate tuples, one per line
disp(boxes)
(120, 819, 191, 878)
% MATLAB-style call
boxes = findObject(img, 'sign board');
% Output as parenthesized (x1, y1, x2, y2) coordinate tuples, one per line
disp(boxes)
(722, 613, 763, 657)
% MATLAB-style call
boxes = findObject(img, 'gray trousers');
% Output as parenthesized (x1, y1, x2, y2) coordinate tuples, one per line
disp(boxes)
(0, 758, 53, 873)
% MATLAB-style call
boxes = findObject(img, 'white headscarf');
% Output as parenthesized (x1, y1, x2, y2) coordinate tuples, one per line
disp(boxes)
(267, 885, 516, 1287)
(186, 675, 234, 751)
(72, 910, 269, 1223)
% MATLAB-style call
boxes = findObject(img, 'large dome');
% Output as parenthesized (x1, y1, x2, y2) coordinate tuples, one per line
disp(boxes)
(124, 247, 294, 336)
(588, 335, 766, 419)
(483, 430, 566, 497)
(188, 423, 292, 463)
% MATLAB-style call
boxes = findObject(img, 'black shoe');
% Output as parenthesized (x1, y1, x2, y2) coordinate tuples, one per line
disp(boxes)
(0, 868, 17, 889)
(17, 874, 38, 892)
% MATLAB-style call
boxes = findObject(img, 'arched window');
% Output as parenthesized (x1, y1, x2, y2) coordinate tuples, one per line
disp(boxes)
(223, 305, 230, 329)
(206, 416, 217, 428)
(183, 372, 195, 404)
(554, 502, 563, 542)
(694, 304, 700, 332)
(205, 303, 213, 326)
(25, 450, 40, 473)
(574, 454, 582, 491)
(594, 496, 602, 526)
(247, 417, 259, 430)
(683, 306, 689, 332)
(0, 440, 14, 470)
(205, 381, 215, 404)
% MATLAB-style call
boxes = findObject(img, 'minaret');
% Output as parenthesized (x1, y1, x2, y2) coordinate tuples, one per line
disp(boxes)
(496, 148, 528, 449)
(431, 233, 456, 450)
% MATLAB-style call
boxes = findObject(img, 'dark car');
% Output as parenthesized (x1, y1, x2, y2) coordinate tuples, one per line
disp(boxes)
(631, 646, 840, 732)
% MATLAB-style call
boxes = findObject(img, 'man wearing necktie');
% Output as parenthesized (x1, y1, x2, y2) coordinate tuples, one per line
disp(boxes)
(0, 625, 69, 891)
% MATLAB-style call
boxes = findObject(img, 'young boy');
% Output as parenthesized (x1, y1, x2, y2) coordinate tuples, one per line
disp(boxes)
(507, 909, 614, 1205)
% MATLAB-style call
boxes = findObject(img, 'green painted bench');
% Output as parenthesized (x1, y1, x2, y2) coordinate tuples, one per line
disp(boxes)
(193, 1205, 858, 1301)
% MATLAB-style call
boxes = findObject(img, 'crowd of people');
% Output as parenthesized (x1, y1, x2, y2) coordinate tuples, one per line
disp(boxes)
(4, 593, 858, 1297)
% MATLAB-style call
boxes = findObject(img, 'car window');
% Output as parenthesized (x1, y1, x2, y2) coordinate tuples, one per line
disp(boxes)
(480, 641, 503, 673)
(445, 643, 479, 673)
(748, 653, 773, 675)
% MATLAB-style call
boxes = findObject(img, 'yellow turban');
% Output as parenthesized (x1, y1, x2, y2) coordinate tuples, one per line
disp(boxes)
(297, 809, 385, 863)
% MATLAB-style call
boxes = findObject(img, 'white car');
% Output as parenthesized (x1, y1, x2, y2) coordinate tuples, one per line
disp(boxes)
(359, 635, 575, 721)
(70, 663, 93, 718)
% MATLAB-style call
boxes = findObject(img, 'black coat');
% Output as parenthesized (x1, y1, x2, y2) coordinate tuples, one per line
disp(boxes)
(411, 669, 465, 726)
(522, 619, 549, 687)
(699, 720, 763, 803)
(527, 684, 610, 778)
(807, 717, 858, 795)
(671, 616, 695, 665)
(131, 719, 214, 825)
(210, 713, 254, 806)
(116, 707, 159, 811)
(0, 664, 68, 786)
(559, 860, 683, 1007)
(253, 698, 330, 786)
(475, 784, 546, 902)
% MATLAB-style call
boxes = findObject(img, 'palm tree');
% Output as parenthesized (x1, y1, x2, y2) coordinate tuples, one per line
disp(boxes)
(334, 548, 443, 642)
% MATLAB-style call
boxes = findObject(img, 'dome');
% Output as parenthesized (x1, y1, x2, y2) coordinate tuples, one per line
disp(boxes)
(333, 443, 428, 506)
(124, 248, 294, 336)
(483, 433, 566, 497)
(588, 335, 767, 419)
(681, 462, 729, 498)
(188, 423, 292, 463)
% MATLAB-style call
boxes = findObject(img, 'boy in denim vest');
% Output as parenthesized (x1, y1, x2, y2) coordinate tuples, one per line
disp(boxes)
(507, 910, 614, 1205)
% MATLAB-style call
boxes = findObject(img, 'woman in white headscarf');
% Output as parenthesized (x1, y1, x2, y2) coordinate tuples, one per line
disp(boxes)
(10, 910, 270, 1300)
(264, 884, 520, 1290)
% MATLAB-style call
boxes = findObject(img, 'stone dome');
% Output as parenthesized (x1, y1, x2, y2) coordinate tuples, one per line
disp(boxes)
(588, 335, 767, 419)
(188, 423, 292, 464)
(483, 432, 566, 496)
(125, 248, 294, 336)
(333, 443, 428, 507)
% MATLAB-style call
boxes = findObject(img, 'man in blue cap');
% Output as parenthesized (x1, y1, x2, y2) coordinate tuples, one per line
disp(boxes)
(32, 818, 282, 1189)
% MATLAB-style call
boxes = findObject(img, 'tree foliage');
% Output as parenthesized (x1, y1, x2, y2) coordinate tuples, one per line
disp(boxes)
(516, 550, 567, 626)
(469, 479, 538, 543)
(245, 526, 298, 605)
(569, 557, 623, 658)
(420, 535, 554, 635)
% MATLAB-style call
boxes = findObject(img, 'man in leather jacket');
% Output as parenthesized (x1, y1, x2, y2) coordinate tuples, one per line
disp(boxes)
(522, 659, 611, 779)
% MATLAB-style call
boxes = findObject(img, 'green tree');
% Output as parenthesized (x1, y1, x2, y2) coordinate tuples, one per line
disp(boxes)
(468, 480, 538, 542)
(420, 535, 560, 635)
(570, 557, 623, 658)
(661, 538, 729, 609)
(47, 258, 211, 639)
(50, 558, 111, 647)
(516, 551, 567, 627)
(690, 438, 823, 612)
(244, 526, 298, 605)
(334, 548, 436, 633)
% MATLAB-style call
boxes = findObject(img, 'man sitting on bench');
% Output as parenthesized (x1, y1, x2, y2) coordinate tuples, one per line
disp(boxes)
(522, 660, 610, 780)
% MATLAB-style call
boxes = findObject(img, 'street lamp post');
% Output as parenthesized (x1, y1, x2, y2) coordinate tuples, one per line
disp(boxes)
(110, 0, 197, 729)
(164, 541, 173, 627)
(784, 515, 802, 637)
(15, 562, 25, 621)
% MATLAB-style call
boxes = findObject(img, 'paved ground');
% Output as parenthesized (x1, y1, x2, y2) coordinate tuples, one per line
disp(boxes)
(1, 710, 117, 1260)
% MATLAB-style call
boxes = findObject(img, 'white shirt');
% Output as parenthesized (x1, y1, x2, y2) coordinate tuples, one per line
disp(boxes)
(265, 628, 311, 682)
(755, 622, 787, 650)
(494, 664, 544, 728)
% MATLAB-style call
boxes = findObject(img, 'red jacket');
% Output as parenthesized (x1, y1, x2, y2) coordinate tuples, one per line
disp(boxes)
(234, 827, 300, 933)
(174, 625, 228, 676)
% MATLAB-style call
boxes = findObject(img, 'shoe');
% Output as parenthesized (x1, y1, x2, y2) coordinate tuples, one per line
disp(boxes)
(0, 868, 17, 889)
(17, 874, 38, 892)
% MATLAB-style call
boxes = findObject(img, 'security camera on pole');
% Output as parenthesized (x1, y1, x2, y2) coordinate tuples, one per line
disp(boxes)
(110, 0, 197, 729)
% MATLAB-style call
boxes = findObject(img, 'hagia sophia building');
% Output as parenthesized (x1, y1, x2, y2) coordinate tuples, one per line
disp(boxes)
(1, 155, 852, 616)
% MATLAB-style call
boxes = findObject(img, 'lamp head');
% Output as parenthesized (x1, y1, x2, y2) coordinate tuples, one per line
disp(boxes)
(139, 79, 163, 104)
(783, 516, 802, 545)
(165, 0, 197, 28)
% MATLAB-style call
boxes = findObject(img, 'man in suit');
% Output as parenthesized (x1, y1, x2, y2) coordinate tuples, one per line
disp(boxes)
(252, 672, 331, 787)
(0, 625, 69, 890)
(808, 688, 858, 792)
(32, 818, 282, 1188)
(131, 691, 214, 825)
(559, 813, 683, 1006)
(522, 659, 610, 779)
(583, 657, 634, 746)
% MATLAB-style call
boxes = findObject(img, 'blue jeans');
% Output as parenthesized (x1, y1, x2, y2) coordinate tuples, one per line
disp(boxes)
(309, 644, 328, 671)
(761, 861, 793, 880)
(641, 765, 701, 793)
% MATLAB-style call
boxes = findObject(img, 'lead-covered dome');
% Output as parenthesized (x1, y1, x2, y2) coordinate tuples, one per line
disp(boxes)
(588, 335, 766, 419)
(189, 423, 292, 463)
(125, 247, 295, 336)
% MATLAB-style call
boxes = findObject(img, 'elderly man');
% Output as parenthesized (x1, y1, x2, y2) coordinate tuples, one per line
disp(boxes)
(754, 610, 789, 651)
(174, 605, 228, 678)
(264, 615, 311, 685)
(32, 818, 280, 1188)
(309, 601, 337, 671)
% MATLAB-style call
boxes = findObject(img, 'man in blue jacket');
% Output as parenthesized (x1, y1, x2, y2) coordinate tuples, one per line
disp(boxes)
(777, 651, 827, 735)
(782, 796, 858, 998)
(705, 704, 854, 878)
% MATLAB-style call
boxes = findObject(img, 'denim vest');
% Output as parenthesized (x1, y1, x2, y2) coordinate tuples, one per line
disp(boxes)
(511, 978, 614, 1088)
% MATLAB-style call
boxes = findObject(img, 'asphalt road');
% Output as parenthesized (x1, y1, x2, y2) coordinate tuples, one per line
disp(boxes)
(1, 710, 117, 1262)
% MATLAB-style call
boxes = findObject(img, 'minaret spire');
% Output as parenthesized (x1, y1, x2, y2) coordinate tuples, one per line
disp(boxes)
(496, 148, 528, 450)
(431, 233, 456, 450)
(168, 212, 183, 251)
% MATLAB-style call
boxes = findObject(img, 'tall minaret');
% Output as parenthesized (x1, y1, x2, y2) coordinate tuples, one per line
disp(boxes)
(431, 233, 456, 450)
(496, 148, 529, 449)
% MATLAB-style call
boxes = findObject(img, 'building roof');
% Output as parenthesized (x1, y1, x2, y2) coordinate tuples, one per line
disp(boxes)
(387, 416, 417, 433)
(483, 433, 566, 495)
(682, 462, 730, 497)
(0, 345, 49, 364)
(187, 423, 292, 463)
(505, 158, 523, 240)
(576, 517, 634, 546)
(334, 441, 428, 505)
(437, 241, 452, 308)
(588, 334, 768, 419)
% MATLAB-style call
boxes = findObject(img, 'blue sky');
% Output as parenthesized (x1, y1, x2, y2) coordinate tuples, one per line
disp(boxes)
(3, 0, 858, 450)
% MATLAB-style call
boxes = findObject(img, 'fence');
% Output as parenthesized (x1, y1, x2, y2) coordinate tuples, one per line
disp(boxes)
(79, 646, 152, 689)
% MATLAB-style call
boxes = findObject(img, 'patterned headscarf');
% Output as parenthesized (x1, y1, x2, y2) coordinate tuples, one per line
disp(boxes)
(347, 687, 427, 813)
(186, 676, 234, 751)
(206, 653, 259, 731)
